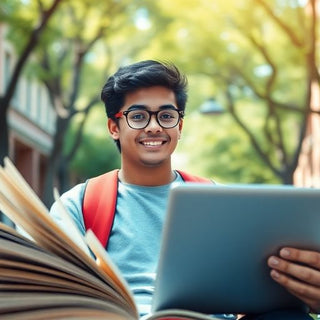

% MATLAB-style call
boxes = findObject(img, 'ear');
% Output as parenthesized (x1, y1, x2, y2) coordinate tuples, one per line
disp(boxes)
(178, 119, 184, 139)
(107, 118, 120, 140)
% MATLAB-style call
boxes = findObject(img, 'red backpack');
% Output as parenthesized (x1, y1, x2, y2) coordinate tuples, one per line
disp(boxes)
(82, 169, 213, 247)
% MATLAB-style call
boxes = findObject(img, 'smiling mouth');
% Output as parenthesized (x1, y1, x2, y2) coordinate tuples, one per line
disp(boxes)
(141, 141, 165, 147)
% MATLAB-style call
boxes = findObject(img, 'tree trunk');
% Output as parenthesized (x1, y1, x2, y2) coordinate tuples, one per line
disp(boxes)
(280, 170, 294, 185)
(42, 116, 70, 207)
(0, 99, 9, 166)
(58, 156, 71, 193)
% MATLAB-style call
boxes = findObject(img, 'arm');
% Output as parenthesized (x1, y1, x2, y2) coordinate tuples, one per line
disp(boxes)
(268, 248, 320, 313)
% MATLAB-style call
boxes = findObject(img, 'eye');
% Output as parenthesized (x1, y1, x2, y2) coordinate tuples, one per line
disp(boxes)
(159, 110, 177, 122)
(128, 110, 148, 122)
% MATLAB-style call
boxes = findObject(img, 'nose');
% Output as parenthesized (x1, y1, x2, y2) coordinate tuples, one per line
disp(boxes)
(144, 114, 162, 132)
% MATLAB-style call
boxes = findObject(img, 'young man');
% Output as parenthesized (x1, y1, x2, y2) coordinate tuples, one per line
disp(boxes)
(50, 60, 319, 319)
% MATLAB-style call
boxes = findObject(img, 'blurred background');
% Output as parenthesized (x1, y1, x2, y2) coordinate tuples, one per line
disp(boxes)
(0, 0, 319, 219)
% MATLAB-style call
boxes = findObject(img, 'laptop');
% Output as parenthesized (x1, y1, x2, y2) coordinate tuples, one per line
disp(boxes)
(152, 183, 320, 315)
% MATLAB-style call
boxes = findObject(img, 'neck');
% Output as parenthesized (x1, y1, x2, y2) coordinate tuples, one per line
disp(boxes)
(119, 163, 175, 186)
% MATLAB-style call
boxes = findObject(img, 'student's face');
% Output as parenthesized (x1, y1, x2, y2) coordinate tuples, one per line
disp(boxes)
(108, 86, 183, 169)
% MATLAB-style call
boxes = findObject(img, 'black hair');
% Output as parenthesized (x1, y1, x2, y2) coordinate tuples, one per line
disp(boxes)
(101, 60, 188, 151)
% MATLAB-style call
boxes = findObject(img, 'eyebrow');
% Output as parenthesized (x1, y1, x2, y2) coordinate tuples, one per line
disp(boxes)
(127, 104, 177, 111)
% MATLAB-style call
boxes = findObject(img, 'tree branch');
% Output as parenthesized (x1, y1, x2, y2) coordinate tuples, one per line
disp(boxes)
(255, 0, 304, 47)
(225, 86, 282, 177)
(65, 96, 100, 162)
(1, 0, 63, 113)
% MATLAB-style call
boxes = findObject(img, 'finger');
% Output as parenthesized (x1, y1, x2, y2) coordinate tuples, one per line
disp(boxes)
(279, 248, 320, 270)
(287, 289, 315, 313)
(270, 270, 320, 313)
(270, 269, 320, 302)
(268, 256, 320, 286)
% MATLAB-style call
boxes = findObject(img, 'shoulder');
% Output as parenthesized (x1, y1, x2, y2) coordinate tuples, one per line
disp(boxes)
(49, 182, 87, 226)
(59, 182, 87, 204)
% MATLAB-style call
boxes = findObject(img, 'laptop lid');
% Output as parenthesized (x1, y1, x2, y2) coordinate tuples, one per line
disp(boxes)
(152, 184, 320, 315)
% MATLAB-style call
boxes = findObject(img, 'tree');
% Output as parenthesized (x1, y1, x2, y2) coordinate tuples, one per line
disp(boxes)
(0, 0, 64, 165)
(219, 0, 319, 184)
(31, 0, 144, 206)
(140, 0, 319, 184)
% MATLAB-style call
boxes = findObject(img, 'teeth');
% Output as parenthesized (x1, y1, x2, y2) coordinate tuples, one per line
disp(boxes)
(143, 141, 162, 146)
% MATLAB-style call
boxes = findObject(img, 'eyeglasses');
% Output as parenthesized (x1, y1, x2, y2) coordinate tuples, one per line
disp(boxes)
(115, 108, 184, 130)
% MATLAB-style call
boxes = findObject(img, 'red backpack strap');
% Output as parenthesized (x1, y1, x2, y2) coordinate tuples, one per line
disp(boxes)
(82, 169, 119, 247)
(176, 170, 214, 184)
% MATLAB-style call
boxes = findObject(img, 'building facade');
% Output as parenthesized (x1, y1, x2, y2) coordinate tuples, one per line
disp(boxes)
(0, 24, 56, 198)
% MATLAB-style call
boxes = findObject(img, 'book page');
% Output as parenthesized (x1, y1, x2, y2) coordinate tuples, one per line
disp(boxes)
(0, 158, 119, 276)
(0, 181, 90, 269)
(0, 158, 138, 318)
(0, 233, 123, 302)
(0, 159, 91, 261)
(0, 292, 135, 320)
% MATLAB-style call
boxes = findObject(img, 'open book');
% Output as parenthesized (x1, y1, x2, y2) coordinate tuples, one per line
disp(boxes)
(0, 157, 221, 320)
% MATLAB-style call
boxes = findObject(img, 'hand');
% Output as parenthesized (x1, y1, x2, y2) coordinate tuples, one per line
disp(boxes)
(268, 247, 320, 313)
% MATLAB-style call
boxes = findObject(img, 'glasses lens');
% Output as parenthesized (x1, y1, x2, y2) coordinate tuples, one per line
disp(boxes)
(127, 110, 149, 129)
(158, 109, 179, 128)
